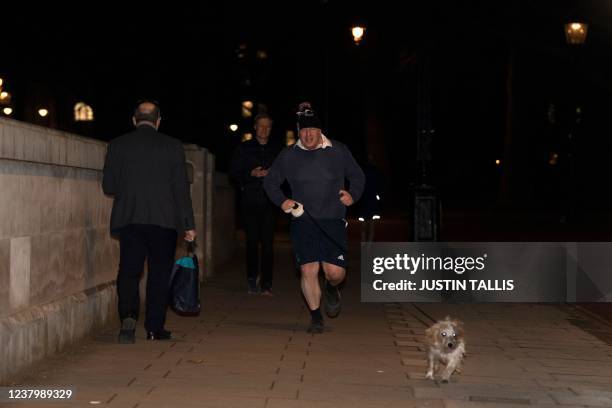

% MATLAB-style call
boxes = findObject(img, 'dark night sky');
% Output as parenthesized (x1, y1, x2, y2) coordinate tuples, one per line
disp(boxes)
(3, 1, 612, 212)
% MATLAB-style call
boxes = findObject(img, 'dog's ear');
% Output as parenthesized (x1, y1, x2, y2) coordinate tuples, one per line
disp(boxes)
(451, 319, 465, 337)
(425, 326, 434, 342)
(425, 324, 439, 343)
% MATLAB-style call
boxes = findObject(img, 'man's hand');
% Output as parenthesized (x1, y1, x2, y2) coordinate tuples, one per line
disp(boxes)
(250, 167, 268, 177)
(281, 199, 297, 212)
(339, 190, 354, 206)
(184, 230, 197, 242)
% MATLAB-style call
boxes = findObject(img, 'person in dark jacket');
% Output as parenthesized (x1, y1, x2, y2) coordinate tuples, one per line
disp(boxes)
(264, 102, 365, 333)
(102, 100, 196, 344)
(229, 113, 280, 295)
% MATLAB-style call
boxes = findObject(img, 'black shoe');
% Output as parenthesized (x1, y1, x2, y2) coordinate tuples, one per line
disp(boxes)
(118, 317, 136, 344)
(146, 329, 172, 341)
(307, 318, 324, 334)
(324, 282, 341, 318)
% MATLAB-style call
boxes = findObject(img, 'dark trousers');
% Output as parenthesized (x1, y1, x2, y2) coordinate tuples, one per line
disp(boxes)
(118, 224, 177, 332)
(243, 199, 277, 290)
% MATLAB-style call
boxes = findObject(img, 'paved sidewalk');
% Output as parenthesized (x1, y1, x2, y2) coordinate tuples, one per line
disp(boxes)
(6, 242, 612, 408)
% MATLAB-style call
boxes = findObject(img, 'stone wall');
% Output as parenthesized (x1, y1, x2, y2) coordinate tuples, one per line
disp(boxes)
(0, 117, 234, 384)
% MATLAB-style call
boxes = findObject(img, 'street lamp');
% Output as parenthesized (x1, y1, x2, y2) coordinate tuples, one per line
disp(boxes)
(565, 22, 588, 45)
(561, 20, 588, 222)
(351, 26, 365, 45)
(2, 107, 12, 116)
(38, 108, 49, 118)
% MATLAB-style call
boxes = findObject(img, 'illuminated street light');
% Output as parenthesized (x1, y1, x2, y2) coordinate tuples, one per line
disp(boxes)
(495, 159, 501, 166)
(0, 77, 3, 88)
(3, 107, 12, 115)
(565, 21, 588, 45)
(38, 108, 49, 118)
(229, 124, 238, 132)
(351, 26, 365, 45)
(0, 91, 9, 100)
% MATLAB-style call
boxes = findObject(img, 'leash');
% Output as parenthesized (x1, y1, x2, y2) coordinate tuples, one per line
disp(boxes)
(291, 202, 348, 254)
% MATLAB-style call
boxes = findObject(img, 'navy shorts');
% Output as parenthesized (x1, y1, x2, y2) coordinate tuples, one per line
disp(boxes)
(290, 217, 348, 268)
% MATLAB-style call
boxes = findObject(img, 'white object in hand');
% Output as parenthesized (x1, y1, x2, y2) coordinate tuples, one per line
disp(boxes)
(284, 202, 304, 217)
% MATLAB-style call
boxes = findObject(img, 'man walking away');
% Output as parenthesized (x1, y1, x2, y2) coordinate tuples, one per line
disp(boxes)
(103, 100, 196, 343)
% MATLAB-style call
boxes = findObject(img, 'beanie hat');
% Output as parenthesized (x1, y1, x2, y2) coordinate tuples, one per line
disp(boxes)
(296, 101, 322, 130)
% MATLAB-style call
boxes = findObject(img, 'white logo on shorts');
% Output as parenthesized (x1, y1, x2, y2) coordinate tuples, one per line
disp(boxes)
(337, 254, 344, 260)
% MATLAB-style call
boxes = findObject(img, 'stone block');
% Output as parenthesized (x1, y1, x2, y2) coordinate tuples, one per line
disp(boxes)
(0, 121, 14, 158)
(10, 236, 31, 311)
(0, 239, 10, 317)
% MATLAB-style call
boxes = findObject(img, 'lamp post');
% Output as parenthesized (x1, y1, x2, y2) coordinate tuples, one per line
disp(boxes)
(410, 52, 440, 242)
(562, 20, 588, 222)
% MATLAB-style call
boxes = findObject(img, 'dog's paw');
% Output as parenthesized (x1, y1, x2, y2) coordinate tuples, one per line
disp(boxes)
(440, 378, 449, 384)
(425, 372, 434, 380)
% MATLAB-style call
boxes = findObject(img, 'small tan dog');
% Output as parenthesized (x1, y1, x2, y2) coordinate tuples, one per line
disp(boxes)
(424, 316, 466, 382)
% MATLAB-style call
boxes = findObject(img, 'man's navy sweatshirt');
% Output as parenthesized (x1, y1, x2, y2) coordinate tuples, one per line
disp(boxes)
(263, 139, 366, 220)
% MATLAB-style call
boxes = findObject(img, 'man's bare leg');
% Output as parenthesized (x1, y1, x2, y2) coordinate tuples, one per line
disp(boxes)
(300, 262, 325, 333)
(322, 262, 345, 285)
(300, 262, 321, 310)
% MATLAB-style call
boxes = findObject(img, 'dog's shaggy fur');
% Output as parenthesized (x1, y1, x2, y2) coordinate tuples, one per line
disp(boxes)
(424, 316, 466, 382)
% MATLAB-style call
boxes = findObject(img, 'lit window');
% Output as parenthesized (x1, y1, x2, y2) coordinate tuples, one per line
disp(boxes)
(549, 152, 559, 166)
(74, 102, 94, 122)
(237, 43, 247, 59)
(242, 100, 253, 118)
